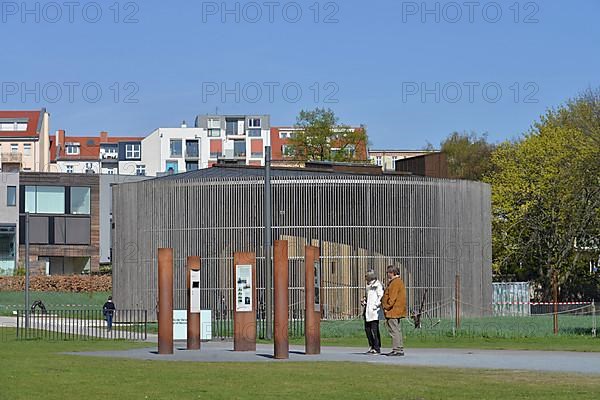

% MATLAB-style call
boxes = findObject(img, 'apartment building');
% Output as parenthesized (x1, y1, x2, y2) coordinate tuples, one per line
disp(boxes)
(143, 115, 271, 176)
(368, 149, 437, 172)
(50, 130, 146, 175)
(270, 126, 368, 166)
(18, 172, 100, 275)
(0, 173, 19, 275)
(0, 109, 50, 172)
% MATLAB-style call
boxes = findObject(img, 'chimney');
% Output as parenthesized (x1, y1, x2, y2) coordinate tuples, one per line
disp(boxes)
(57, 129, 65, 149)
(100, 131, 108, 142)
(181, 120, 187, 128)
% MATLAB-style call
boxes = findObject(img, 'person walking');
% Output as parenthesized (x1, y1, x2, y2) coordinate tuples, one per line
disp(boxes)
(381, 265, 407, 356)
(363, 270, 384, 354)
(102, 296, 116, 332)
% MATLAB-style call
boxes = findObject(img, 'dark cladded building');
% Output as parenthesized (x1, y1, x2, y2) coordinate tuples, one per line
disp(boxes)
(18, 173, 99, 275)
(395, 152, 449, 178)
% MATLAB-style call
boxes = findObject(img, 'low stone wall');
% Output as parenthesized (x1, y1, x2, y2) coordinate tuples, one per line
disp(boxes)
(0, 275, 112, 292)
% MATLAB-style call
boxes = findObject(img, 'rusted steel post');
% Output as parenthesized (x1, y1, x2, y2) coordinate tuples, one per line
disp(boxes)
(233, 252, 257, 351)
(187, 256, 201, 350)
(158, 248, 174, 355)
(304, 245, 321, 355)
(274, 240, 289, 359)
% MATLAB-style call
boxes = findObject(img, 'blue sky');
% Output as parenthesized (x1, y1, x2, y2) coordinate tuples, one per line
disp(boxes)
(1, 0, 599, 148)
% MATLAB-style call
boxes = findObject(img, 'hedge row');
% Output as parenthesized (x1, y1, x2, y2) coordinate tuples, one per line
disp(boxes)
(0, 275, 112, 292)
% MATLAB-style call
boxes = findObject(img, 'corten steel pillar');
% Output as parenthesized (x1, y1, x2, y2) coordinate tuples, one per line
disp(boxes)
(233, 252, 257, 351)
(273, 240, 289, 359)
(304, 245, 321, 355)
(187, 256, 201, 350)
(158, 248, 174, 355)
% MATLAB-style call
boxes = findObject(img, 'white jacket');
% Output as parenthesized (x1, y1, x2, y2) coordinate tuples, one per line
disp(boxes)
(365, 279, 384, 322)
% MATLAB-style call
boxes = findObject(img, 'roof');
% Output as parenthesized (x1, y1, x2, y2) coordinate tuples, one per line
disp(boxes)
(154, 164, 410, 181)
(50, 133, 145, 162)
(0, 110, 44, 138)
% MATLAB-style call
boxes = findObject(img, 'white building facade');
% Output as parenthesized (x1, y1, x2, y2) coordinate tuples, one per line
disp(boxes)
(142, 115, 271, 176)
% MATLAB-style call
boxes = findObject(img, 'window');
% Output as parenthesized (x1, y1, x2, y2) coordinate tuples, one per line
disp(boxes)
(186, 140, 199, 157)
(165, 161, 178, 173)
(281, 145, 293, 156)
(25, 186, 65, 214)
(6, 186, 16, 207)
(186, 162, 198, 171)
(247, 129, 261, 137)
(233, 141, 246, 157)
(376, 156, 382, 166)
(136, 164, 146, 176)
(23, 144, 31, 156)
(170, 139, 182, 157)
(209, 152, 219, 159)
(208, 128, 220, 137)
(207, 118, 220, 129)
(125, 144, 141, 159)
(10, 144, 18, 153)
(0, 122, 27, 131)
(279, 131, 293, 139)
(226, 120, 239, 136)
(70, 187, 91, 214)
(66, 165, 74, 173)
(65, 144, 80, 155)
(248, 118, 261, 128)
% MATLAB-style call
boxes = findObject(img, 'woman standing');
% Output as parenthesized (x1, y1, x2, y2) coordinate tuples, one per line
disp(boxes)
(363, 270, 384, 354)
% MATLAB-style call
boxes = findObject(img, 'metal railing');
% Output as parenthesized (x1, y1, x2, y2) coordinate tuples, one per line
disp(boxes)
(16, 309, 147, 341)
(212, 303, 305, 340)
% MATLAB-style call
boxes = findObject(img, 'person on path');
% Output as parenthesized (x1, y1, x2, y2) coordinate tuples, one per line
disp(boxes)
(381, 265, 407, 356)
(102, 296, 116, 331)
(363, 270, 384, 354)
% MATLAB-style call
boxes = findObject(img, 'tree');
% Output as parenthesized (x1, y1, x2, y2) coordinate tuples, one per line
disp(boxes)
(433, 132, 495, 181)
(287, 108, 367, 162)
(487, 94, 600, 300)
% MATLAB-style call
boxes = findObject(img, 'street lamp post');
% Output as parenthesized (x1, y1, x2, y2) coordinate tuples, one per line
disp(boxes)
(264, 146, 273, 340)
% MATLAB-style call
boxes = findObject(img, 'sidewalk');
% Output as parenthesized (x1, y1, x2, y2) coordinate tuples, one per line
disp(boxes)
(69, 341, 600, 375)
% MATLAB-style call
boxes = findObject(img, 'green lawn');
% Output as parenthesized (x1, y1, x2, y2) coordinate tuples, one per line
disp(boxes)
(0, 291, 110, 315)
(0, 328, 599, 400)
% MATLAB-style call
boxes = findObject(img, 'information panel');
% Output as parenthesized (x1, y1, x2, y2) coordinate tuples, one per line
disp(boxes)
(236, 264, 253, 312)
(314, 261, 321, 312)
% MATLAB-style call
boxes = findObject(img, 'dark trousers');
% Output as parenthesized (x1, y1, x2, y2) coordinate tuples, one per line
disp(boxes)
(364, 320, 381, 352)
(106, 313, 113, 331)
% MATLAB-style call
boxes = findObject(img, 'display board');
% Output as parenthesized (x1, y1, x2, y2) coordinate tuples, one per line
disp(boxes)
(314, 261, 321, 312)
(236, 264, 253, 312)
(190, 269, 201, 313)
(173, 310, 212, 340)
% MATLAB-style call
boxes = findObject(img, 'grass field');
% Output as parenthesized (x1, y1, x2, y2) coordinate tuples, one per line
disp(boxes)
(0, 291, 110, 315)
(1, 328, 599, 400)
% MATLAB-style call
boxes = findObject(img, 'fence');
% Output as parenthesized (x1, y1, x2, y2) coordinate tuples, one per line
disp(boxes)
(114, 174, 493, 321)
(15, 309, 147, 341)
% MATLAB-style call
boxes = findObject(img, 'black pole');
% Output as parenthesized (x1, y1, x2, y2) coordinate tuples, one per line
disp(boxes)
(264, 146, 273, 340)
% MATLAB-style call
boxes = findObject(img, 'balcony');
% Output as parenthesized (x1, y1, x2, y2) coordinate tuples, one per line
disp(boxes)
(1, 153, 23, 163)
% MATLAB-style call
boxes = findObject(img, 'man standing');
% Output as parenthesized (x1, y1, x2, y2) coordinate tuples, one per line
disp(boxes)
(102, 296, 116, 332)
(381, 265, 407, 356)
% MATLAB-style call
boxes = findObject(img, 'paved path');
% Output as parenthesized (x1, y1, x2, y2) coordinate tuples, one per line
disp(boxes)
(69, 342, 600, 375)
